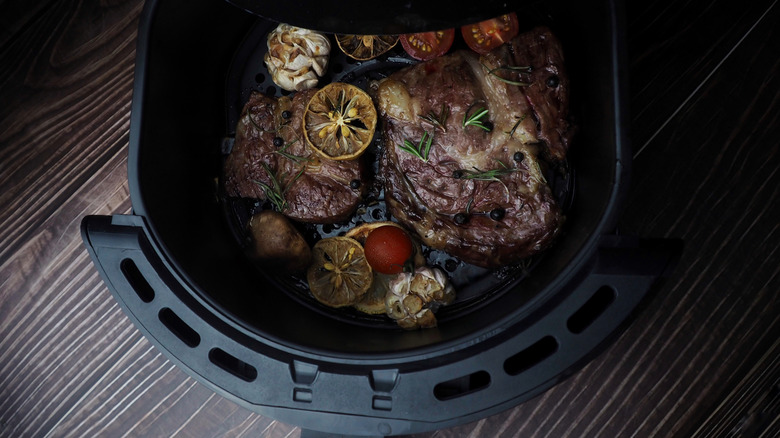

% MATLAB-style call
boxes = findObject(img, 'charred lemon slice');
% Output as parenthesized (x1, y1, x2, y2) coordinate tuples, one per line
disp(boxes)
(303, 82, 377, 160)
(353, 273, 394, 314)
(336, 35, 399, 61)
(307, 236, 373, 308)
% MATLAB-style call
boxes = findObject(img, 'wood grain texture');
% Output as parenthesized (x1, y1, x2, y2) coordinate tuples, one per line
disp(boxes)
(0, 0, 778, 437)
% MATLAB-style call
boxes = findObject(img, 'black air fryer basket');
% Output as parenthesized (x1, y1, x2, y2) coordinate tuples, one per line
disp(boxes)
(81, 0, 680, 436)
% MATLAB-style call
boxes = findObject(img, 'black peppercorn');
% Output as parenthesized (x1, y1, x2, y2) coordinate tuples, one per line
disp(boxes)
(452, 169, 464, 179)
(483, 120, 494, 131)
(546, 75, 560, 88)
(444, 259, 459, 272)
(513, 151, 524, 162)
(349, 179, 361, 189)
(281, 110, 292, 119)
(490, 207, 506, 221)
(454, 213, 469, 225)
(273, 137, 284, 147)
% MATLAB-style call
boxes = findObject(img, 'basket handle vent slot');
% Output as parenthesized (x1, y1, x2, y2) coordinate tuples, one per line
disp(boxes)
(503, 335, 559, 376)
(433, 370, 490, 401)
(120, 258, 154, 303)
(158, 308, 200, 348)
(567, 285, 616, 334)
(209, 348, 257, 382)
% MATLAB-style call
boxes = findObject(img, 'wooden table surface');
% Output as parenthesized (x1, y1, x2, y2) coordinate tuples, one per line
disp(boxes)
(1, 0, 778, 437)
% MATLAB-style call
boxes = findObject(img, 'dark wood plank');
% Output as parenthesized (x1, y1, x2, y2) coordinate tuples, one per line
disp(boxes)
(0, 0, 778, 437)
(625, 0, 779, 152)
(687, 336, 780, 437)
(0, 0, 59, 53)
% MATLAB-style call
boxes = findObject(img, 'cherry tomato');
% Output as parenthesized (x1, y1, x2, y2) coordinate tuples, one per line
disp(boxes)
(363, 225, 413, 274)
(400, 29, 455, 61)
(461, 12, 520, 55)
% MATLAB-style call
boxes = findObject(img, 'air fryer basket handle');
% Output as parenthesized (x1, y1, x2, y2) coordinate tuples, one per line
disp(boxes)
(81, 214, 175, 308)
(80, 214, 245, 395)
(81, 214, 681, 436)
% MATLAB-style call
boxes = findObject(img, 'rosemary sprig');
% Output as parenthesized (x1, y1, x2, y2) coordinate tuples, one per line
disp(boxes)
(455, 160, 518, 203)
(455, 160, 518, 182)
(254, 164, 286, 212)
(531, 159, 548, 185)
(272, 138, 310, 164)
(254, 162, 304, 212)
(398, 130, 433, 162)
(419, 103, 450, 132)
(506, 114, 528, 138)
(481, 63, 533, 87)
(459, 167, 518, 182)
(462, 104, 492, 131)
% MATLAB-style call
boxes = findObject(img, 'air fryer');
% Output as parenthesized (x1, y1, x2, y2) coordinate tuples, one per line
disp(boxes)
(81, 0, 680, 436)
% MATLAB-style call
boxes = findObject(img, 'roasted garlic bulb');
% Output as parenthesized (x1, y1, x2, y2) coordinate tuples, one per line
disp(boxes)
(385, 267, 455, 329)
(264, 24, 330, 91)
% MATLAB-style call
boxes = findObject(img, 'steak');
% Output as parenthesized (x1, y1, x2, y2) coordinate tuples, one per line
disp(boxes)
(223, 89, 365, 223)
(374, 27, 570, 268)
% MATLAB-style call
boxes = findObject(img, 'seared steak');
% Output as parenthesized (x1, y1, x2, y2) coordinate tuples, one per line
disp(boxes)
(497, 27, 574, 161)
(224, 90, 365, 223)
(374, 27, 570, 268)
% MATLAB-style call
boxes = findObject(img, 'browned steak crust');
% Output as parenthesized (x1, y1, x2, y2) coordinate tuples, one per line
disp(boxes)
(375, 27, 570, 268)
(499, 27, 574, 161)
(223, 90, 365, 223)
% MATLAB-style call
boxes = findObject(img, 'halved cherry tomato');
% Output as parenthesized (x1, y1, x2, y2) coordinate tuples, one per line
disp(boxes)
(400, 29, 455, 61)
(363, 225, 413, 274)
(461, 12, 520, 55)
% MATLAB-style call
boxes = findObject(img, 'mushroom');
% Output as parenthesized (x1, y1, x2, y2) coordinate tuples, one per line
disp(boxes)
(247, 210, 311, 274)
